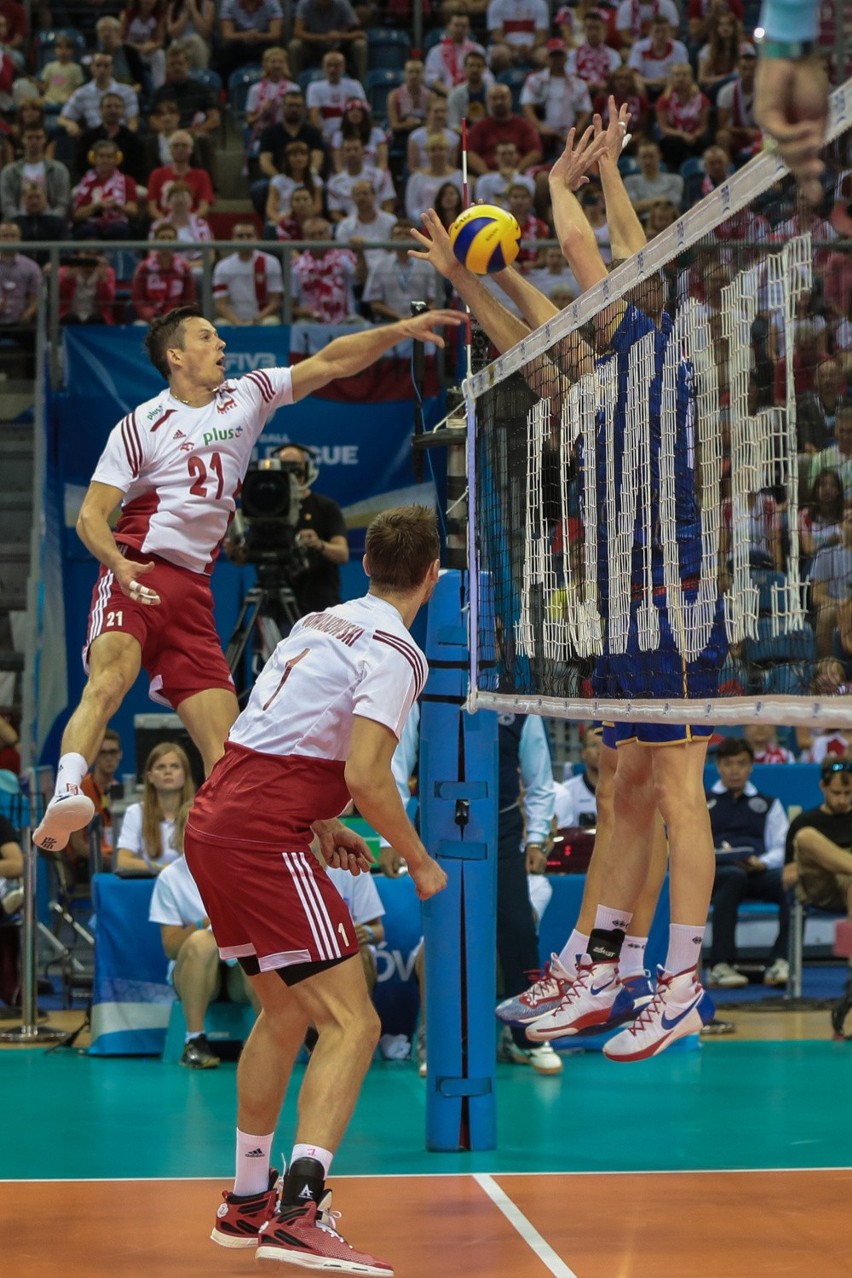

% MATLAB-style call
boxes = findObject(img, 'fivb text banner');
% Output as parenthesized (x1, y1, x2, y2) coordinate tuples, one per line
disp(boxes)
(57, 325, 445, 510)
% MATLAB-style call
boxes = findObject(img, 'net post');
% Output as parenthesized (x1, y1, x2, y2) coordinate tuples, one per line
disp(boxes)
(420, 570, 497, 1151)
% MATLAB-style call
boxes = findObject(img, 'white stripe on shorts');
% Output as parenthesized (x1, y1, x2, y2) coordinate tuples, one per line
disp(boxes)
(284, 851, 341, 961)
(87, 569, 116, 655)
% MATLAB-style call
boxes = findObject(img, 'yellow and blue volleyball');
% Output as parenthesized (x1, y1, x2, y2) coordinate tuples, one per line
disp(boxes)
(448, 204, 521, 275)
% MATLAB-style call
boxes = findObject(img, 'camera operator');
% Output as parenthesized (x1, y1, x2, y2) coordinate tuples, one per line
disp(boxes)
(226, 442, 349, 615)
(277, 443, 349, 612)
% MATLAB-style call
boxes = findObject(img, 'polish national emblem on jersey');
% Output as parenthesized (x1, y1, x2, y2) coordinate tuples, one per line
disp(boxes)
(217, 395, 237, 414)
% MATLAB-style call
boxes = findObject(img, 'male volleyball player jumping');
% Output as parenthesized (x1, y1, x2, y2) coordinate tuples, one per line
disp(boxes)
(34, 305, 460, 853)
(184, 505, 447, 1274)
(412, 112, 724, 1059)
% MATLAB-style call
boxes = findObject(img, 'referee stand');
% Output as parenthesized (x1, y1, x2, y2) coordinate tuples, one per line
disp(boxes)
(420, 570, 498, 1151)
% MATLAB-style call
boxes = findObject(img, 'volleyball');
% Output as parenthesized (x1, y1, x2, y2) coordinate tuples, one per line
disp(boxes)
(448, 204, 521, 275)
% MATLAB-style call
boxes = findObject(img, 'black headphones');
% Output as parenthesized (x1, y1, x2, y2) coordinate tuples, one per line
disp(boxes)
(275, 441, 319, 486)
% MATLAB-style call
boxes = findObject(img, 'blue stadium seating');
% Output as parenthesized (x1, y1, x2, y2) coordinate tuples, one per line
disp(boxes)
(365, 69, 403, 123)
(364, 28, 412, 73)
(228, 64, 263, 119)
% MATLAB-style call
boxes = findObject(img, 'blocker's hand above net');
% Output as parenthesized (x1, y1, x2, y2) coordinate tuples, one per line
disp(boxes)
(549, 125, 610, 193)
(397, 307, 463, 347)
(409, 210, 460, 281)
(754, 54, 828, 194)
(595, 97, 632, 166)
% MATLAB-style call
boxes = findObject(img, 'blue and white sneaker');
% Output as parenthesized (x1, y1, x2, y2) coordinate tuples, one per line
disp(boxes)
(596, 971, 655, 1033)
(603, 967, 715, 1062)
(496, 953, 575, 1025)
(525, 957, 623, 1042)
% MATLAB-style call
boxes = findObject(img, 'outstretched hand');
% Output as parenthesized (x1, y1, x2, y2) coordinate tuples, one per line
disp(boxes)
(595, 97, 632, 165)
(397, 305, 463, 347)
(409, 209, 461, 281)
(549, 125, 610, 192)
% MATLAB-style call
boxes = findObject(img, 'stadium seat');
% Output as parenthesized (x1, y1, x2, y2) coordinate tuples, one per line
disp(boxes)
(750, 568, 787, 616)
(34, 29, 87, 73)
(228, 64, 263, 119)
(189, 67, 223, 97)
(422, 28, 446, 55)
(761, 663, 812, 696)
(298, 67, 326, 94)
(742, 618, 818, 667)
(365, 69, 403, 123)
(496, 67, 528, 113)
(364, 28, 412, 73)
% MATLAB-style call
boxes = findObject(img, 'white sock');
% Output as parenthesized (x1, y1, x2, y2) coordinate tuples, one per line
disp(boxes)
(54, 753, 88, 797)
(593, 904, 633, 934)
(557, 930, 589, 976)
(664, 923, 705, 979)
(291, 1142, 333, 1178)
(234, 1128, 274, 1197)
(619, 936, 648, 979)
(185, 1030, 203, 1043)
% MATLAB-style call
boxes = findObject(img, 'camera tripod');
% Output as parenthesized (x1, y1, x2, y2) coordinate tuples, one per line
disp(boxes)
(225, 578, 302, 696)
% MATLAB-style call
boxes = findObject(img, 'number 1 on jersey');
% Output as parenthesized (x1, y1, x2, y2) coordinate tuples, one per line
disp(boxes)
(262, 647, 309, 711)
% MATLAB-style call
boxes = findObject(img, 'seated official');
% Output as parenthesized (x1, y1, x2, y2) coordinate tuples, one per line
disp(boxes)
(149, 802, 260, 1069)
(324, 864, 385, 994)
(553, 723, 601, 828)
(116, 742, 195, 876)
(66, 728, 123, 882)
(706, 737, 790, 989)
(785, 758, 852, 1031)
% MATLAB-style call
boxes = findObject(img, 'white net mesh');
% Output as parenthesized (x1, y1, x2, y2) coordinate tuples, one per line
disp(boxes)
(468, 79, 852, 729)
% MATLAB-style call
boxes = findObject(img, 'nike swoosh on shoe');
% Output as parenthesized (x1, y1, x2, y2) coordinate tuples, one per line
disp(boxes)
(660, 996, 702, 1032)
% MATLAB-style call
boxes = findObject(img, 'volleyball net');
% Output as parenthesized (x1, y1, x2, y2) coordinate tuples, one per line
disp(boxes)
(467, 80, 852, 729)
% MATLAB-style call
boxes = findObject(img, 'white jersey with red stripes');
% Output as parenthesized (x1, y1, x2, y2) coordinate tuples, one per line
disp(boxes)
(91, 367, 293, 574)
(487, 0, 549, 46)
(189, 594, 428, 851)
(232, 593, 427, 762)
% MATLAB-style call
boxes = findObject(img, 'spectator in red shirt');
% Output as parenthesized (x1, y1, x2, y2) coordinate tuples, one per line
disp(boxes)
(655, 63, 711, 170)
(72, 138, 140, 240)
(466, 82, 541, 177)
(0, 0, 28, 55)
(131, 222, 197, 321)
(58, 251, 118, 325)
(146, 129, 215, 220)
(507, 182, 549, 270)
(592, 65, 652, 149)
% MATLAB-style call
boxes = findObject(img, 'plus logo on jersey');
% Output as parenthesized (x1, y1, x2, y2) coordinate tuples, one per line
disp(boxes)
(202, 425, 244, 446)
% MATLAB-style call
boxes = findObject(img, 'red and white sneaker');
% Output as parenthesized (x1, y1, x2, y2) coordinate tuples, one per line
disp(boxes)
(603, 967, 715, 1062)
(525, 957, 622, 1041)
(496, 953, 575, 1025)
(256, 1193, 394, 1274)
(32, 788, 94, 851)
(210, 1169, 281, 1249)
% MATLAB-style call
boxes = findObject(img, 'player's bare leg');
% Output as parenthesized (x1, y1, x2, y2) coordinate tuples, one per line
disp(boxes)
(33, 631, 142, 849)
(177, 686, 240, 776)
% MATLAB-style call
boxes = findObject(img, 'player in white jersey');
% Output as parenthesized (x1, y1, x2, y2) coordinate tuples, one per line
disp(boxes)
(184, 506, 446, 1274)
(34, 305, 460, 853)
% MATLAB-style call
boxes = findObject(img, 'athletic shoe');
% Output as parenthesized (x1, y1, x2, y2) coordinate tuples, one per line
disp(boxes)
(415, 1023, 427, 1078)
(603, 967, 715, 1062)
(211, 1169, 281, 1249)
(180, 1033, 220, 1069)
(763, 958, 789, 987)
(0, 885, 23, 916)
(601, 971, 655, 1030)
(831, 978, 852, 1040)
(256, 1194, 394, 1274)
(525, 957, 622, 1042)
(32, 788, 94, 851)
(707, 962, 748, 989)
(497, 1028, 563, 1074)
(495, 953, 575, 1025)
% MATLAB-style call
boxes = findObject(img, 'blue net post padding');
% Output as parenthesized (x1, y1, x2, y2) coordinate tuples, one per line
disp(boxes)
(420, 570, 497, 1152)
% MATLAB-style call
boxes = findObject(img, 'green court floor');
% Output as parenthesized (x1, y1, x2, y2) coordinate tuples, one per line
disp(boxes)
(4, 1040, 849, 1183)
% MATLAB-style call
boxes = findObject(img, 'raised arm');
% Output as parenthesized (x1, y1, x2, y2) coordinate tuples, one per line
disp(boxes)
(289, 308, 462, 400)
(594, 99, 646, 259)
(548, 126, 610, 293)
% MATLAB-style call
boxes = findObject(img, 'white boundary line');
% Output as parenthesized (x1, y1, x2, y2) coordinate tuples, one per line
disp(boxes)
(1, 1165, 850, 1184)
(474, 1173, 581, 1278)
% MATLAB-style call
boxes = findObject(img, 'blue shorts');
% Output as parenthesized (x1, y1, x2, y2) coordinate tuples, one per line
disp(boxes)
(601, 721, 715, 749)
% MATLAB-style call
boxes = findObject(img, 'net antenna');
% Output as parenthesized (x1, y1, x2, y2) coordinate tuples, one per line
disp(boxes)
(468, 77, 852, 731)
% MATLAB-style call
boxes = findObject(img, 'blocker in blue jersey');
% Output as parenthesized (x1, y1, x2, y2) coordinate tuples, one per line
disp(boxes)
(419, 570, 498, 1151)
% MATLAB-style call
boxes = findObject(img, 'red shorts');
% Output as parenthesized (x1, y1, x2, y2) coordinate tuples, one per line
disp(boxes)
(183, 827, 360, 973)
(84, 550, 234, 709)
